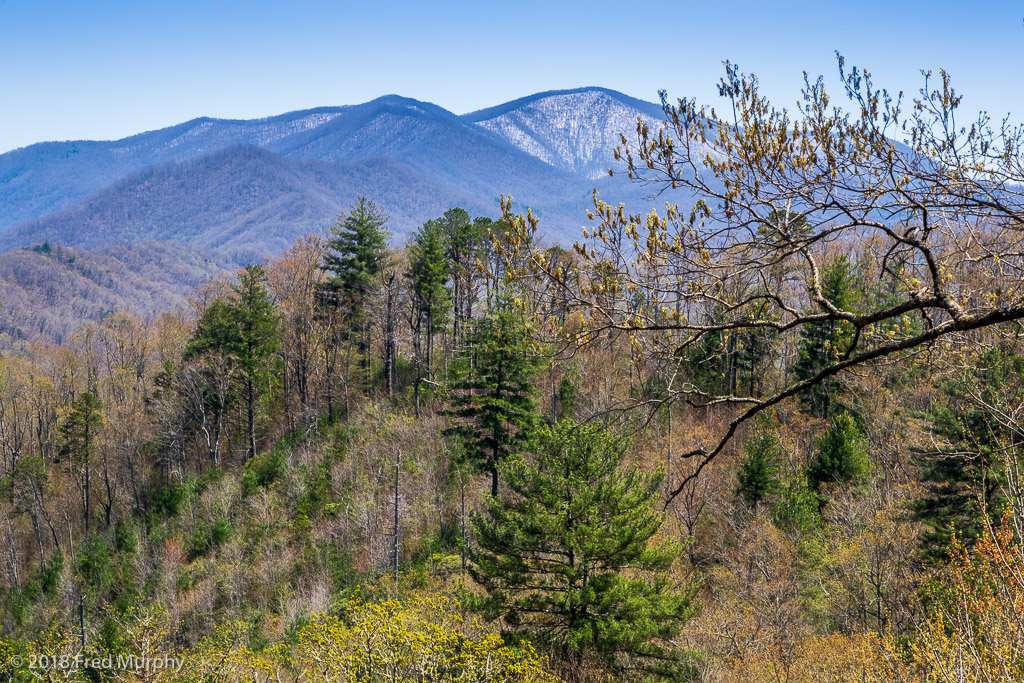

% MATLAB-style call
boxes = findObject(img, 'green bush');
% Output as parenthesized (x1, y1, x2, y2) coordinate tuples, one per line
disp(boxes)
(187, 516, 233, 559)
(242, 447, 288, 496)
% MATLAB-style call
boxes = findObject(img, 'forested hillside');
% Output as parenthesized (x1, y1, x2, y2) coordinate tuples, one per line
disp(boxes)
(0, 146, 492, 261)
(0, 242, 228, 347)
(1, 62, 1024, 682)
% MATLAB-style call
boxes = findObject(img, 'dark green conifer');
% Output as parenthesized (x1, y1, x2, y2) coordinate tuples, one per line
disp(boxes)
(793, 255, 859, 418)
(446, 305, 539, 497)
(808, 411, 870, 490)
(320, 197, 391, 394)
(736, 420, 785, 510)
(915, 347, 1020, 555)
(468, 420, 696, 680)
(58, 392, 104, 534)
(186, 265, 280, 460)
(408, 219, 451, 378)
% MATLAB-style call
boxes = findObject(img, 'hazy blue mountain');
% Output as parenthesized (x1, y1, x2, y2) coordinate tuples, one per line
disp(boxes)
(464, 87, 666, 179)
(0, 88, 673, 254)
(0, 108, 351, 229)
(0, 145, 498, 261)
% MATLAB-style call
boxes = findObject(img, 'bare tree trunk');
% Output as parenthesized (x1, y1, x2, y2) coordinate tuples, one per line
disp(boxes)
(101, 449, 115, 528)
(79, 585, 86, 650)
(29, 508, 45, 572)
(666, 406, 673, 498)
(393, 449, 401, 585)
(4, 518, 20, 589)
(460, 468, 467, 573)
(82, 459, 90, 536)
(324, 330, 335, 423)
(550, 363, 557, 424)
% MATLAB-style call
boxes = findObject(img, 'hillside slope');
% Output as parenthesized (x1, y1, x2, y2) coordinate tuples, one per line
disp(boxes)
(0, 145, 499, 259)
(0, 241, 229, 346)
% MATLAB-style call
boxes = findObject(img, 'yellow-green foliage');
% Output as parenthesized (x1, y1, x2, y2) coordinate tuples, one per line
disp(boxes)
(283, 591, 558, 682)
(1, 591, 558, 682)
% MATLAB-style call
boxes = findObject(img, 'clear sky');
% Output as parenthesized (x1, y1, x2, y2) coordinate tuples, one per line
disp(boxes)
(0, 0, 1020, 153)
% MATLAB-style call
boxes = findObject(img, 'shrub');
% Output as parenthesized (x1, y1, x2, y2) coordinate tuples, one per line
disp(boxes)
(241, 446, 287, 496)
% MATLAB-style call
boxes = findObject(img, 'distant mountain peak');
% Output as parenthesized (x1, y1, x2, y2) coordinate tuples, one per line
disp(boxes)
(463, 87, 663, 123)
(464, 88, 665, 179)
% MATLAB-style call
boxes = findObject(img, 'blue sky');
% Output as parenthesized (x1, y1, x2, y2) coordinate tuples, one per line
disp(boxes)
(0, 0, 1020, 153)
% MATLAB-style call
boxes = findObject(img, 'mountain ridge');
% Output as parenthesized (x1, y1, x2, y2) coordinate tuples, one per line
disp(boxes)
(0, 86, 662, 232)
(0, 87, 674, 345)
(462, 86, 664, 123)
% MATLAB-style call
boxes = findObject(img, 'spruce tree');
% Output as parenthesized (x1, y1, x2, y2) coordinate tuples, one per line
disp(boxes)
(736, 421, 784, 510)
(408, 219, 451, 383)
(186, 266, 280, 461)
(446, 305, 539, 498)
(437, 208, 486, 346)
(915, 347, 1019, 555)
(808, 411, 870, 490)
(183, 297, 236, 467)
(468, 421, 695, 679)
(320, 197, 391, 394)
(228, 265, 281, 459)
(793, 255, 859, 418)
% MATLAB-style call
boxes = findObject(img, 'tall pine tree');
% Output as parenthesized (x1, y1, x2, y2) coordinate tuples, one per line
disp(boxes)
(320, 197, 391, 395)
(437, 208, 486, 347)
(446, 305, 539, 497)
(229, 265, 281, 460)
(58, 392, 104, 535)
(186, 266, 280, 461)
(793, 255, 860, 418)
(407, 218, 451, 409)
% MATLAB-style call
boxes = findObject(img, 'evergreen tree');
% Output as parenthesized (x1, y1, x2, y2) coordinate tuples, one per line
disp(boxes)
(736, 420, 784, 510)
(320, 197, 391, 394)
(468, 421, 696, 680)
(793, 255, 860, 418)
(58, 392, 104, 535)
(228, 265, 281, 459)
(446, 305, 539, 498)
(183, 298, 236, 467)
(915, 347, 1019, 555)
(186, 266, 281, 460)
(736, 296, 778, 398)
(684, 308, 733, 396)
(437, 208, 486, 346)
(407, 219, 451, 384)
(808, 411, 870, 490)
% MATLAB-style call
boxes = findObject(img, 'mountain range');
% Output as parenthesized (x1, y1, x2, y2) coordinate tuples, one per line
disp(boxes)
(0, 87, 671, 344)
(0, 87, 668, 257)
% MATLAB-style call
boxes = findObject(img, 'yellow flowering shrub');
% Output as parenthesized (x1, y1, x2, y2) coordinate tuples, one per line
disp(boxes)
(1, 592, 557, 682)
(287, 592, 557, 682)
